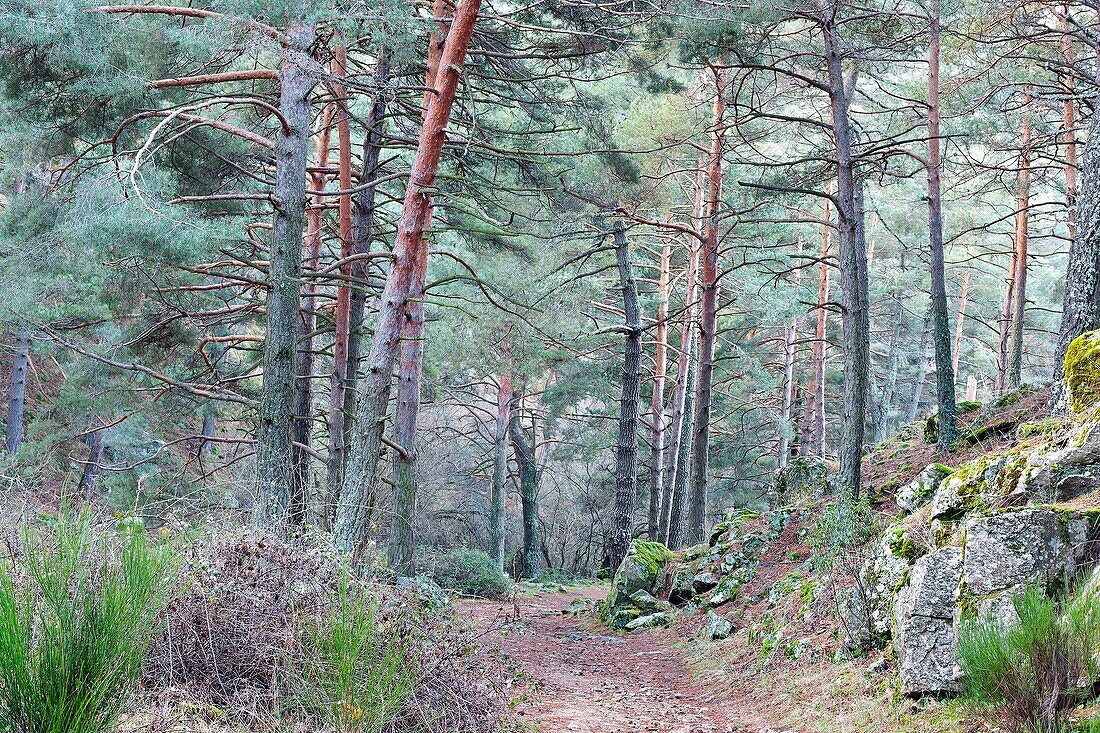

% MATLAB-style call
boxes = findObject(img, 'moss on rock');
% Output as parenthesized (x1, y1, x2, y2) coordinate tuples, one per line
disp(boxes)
(1065, 330, 1100, 414)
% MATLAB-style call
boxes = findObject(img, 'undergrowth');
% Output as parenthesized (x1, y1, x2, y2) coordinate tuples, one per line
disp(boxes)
(959, 581, 1100, 733)
(0, 513, 176, 733)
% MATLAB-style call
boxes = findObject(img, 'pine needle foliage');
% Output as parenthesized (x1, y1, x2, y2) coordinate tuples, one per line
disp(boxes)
(0, 514, 176, 733)
(296, 578, 417, 733)
(959, 582, 1100, 733)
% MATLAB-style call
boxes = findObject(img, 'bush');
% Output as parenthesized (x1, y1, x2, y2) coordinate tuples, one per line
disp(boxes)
(959, 583, 1100, 733)
(297, 580, 417, 733)
(0, 514, 175, 733)
(425, 548, 510, 599)
(146, 533, 344, 708)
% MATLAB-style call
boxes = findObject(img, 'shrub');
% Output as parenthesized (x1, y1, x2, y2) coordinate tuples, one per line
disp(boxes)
(297, 580, 417, 733)
(425, 548, 510, 599)
(146, 534, 344, 708)
(959, 583, 1100, 733)
(0, 514, 175, 733)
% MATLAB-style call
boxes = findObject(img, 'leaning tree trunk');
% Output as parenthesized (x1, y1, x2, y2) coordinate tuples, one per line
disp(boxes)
(336, 0, 481, 554)
(489, 374, 512, 571)
(686, 66, 725, 547)
(647, 235, 670, 540)
(659, 164, 703, 544)
(822, 8, 871, 504)
(608, 220, 643, 573)
(926, 0, 957, 450)
(255, 22, 314, 532)
(5, 333, 29, 455)
(508, 388, 541, 578)
(341, 46, 394, 490)
(385, 9, 448, 576)
(1008, 91, 1032, 392)
(1054, 115, 1100, 412)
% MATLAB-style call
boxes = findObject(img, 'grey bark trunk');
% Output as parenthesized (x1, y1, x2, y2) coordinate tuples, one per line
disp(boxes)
(608, 221, 643, 573)
(5, 334, 29, 455)
(335, 47, 393, 501)
(78, 419, 106, 500)
(508, 389, 541, 578)
(823, 10, 871, 504)
(255, 22, 315, 532)
(1053, 113, 1100, 413)
(666, 337, 696, 550)
(926, 0, 957, 449)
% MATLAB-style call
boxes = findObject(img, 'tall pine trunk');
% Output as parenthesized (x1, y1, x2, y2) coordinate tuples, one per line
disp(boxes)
(822, 8, 871, 503)
(801, 198, 830, 458)
(647, 235, 670, 539)
(609, 221, 643, 572)
(326, 42, 355, 506)
(291, 105, 331, 524)
(666, 337, 696, 550)
(341, 47, 394, 494)
(385, 9, 448, 575)
(686, 66, 725, 546)
(336, 0, 481, 554)
(926, 0, 957, 449)
(256, 22, 315, 532)
(659, 165, 703, 543)
(1008, 92, 1032, 391)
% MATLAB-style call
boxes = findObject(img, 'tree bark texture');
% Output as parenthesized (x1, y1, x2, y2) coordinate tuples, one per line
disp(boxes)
(666, 336, 695, 550)
(647, 235, 670, 539)
(489, 374, 512, 571)
(256, 22, 315, 532)
(609, 221, 643, 573)
(326, 41, 355, 509)
(341, 47, 393, 490)
(336, 0, 481, 554)
(822, 9, 871, 504)
(952, 270, 970, 380)
(686, 67, 725, 546)
(291, 104, 331, 524)
(926, 0, 957, 450)
(508, 388, 541, 578)
(1054, 114, 1100, 412)
(5, 333, 29, 455)
(778, 236, 803, 467)
(801, 197, 831, 457)
(1008, 91, 1032, 391)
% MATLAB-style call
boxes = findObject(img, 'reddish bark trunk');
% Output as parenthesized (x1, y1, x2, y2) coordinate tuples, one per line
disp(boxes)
(338, 0, 481, 555)
(327, 41, 354, 492)
(686, 66, 725, 546)
(1008, 91, 1032, 390)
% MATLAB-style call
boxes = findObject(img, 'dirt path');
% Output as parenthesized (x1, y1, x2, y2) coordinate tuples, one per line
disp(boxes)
(460, 586, 756, 733)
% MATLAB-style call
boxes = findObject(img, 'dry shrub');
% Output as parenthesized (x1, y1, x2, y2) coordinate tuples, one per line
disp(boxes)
(143, 533, 514, 732)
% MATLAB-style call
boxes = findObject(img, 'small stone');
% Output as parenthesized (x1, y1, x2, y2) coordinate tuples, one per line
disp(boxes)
(702, 610, 732, 640)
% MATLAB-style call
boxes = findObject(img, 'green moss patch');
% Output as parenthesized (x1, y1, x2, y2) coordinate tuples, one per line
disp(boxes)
(1065, 330, 1100, 414)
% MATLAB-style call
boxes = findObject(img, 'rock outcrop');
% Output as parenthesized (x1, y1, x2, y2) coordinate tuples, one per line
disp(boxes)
(605, 509, 791, 634)
(852, 346, 1100, 696)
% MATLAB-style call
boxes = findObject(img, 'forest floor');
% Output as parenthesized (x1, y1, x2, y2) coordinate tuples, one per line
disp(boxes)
(461, 586, 762, 733)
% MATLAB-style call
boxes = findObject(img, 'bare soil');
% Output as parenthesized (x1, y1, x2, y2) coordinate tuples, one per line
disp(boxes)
(459, 587, 764, 733)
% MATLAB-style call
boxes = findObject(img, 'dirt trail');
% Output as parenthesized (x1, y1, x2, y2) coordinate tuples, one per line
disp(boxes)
(460, 586, 755, 733)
